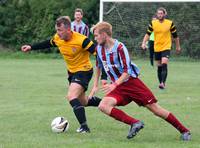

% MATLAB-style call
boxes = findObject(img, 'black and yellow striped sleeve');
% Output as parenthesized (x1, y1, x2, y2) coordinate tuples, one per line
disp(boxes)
(170, 22, 178, 38)
(146, 21, 153, 35)
(82, 38, 96, 54)
(31, 39, 57, 50)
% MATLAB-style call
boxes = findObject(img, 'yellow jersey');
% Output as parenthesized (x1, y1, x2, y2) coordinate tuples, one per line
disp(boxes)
(147, 19, 177, 52)
(51, 31, 95, 73)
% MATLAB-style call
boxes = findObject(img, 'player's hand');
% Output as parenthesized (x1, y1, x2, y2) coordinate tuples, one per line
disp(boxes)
(176, 47, 181, 55)
(101, 80, 107, 86)
(88, 86, 99, 98)
(141, 42, 147, 50)
(101, 83, 116, 95)
(21, 45, 31, 52)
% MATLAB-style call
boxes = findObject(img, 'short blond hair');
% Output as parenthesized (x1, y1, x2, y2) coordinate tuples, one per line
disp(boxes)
(92, 21, 112, 37)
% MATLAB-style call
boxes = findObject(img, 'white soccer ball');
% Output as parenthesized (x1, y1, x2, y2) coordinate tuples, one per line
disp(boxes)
(51, 117, 69, 133)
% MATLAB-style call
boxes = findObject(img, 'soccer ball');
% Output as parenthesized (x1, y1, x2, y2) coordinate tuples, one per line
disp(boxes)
(51, 117, 69, 133)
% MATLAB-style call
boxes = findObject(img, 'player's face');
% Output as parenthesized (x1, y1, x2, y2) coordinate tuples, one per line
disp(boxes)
(157, 10, 165, 21)
(56, 23, 71, 41)
(94, 29, 106, 46)
(74, 12, 83, 22)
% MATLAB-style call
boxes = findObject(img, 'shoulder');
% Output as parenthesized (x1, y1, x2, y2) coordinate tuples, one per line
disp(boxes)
(116, 40, 126, 50)
(73, 31, 87, 40)
(165, 19, 173, 24)
(53, 33, 61, 42)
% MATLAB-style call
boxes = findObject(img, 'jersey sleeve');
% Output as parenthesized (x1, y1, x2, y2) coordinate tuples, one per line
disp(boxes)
(82, 38, 96, 54)
(170, 22, 178, 38)
(146, 21, 153, 35)
(31, 38, 56, 50)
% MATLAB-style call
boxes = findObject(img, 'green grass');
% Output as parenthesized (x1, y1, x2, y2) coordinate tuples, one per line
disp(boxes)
(0, 57, 199, 148)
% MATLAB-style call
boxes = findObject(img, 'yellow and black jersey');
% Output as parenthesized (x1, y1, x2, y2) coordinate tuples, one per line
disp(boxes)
(31, 31, 96, 73)
(51, 31, 95, 73)
(146, 19, 178, 52)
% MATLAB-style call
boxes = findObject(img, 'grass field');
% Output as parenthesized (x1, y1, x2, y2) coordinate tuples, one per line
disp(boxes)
(0, 56, 200, 148)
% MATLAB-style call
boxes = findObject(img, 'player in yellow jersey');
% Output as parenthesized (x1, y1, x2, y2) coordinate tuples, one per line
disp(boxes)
(141, 7, 181, 89)
(21, 16, 102, 133)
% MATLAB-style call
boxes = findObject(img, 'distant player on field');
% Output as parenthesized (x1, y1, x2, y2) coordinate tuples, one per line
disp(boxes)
(71, 8, 89, 37)
(21, 16, 102, 133)
(90, 21, 191, 141)
(141, 7, 181, 89)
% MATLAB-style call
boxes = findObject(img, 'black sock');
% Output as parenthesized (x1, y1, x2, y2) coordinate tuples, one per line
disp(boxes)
(157, 66, 162, 83)
(161, 64, 168, 83)
(70, 99, 87, 126)
(87, 96, 101, 107)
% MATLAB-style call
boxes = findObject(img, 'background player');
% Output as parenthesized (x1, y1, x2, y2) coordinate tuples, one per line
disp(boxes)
(71, 8, 89, 37)
(141, 7, 181, 89)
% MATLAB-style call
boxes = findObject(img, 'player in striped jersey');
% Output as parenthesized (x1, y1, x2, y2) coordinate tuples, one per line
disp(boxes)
(90, 21, 191, 141)
(71, 8, 89, 37)
(142, 7, 181, 89)
(21, 16, 101, 133)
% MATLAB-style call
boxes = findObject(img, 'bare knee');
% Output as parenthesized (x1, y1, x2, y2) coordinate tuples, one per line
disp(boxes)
(98, 102, 107, 113)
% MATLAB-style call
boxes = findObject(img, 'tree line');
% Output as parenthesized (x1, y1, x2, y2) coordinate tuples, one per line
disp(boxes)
(0, 0, 99, 51)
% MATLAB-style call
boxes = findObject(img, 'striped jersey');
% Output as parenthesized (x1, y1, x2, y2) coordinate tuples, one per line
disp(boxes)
(96, 40, 140, 82)
(71, 21, 89, 37)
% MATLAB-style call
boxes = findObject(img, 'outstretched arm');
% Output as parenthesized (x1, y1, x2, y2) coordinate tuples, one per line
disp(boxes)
(88, 66, 101, 98)
(21, 39, 56, 52)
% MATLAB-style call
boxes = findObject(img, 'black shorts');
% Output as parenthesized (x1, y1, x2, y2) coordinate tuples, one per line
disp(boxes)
(154, 50, 170, 61)
(67, 69, 93, 91)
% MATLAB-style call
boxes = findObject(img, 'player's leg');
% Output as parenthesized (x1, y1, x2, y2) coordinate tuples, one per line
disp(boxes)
(160, 50, 170, 88)
(148, 40, 154, 66)
(155, 52, 163, 88)
(67, 82, 90, 133)
(99, 95, 143, 139)
(79, 92, 101, 107)
(77, 69, 102, 107)
(98, 96, 140, 125)
(145, 103, 191, 141)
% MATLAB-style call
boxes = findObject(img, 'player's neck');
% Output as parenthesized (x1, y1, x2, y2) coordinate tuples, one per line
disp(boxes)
(104, 38, 115, 51)
(159, 18, 165, 23)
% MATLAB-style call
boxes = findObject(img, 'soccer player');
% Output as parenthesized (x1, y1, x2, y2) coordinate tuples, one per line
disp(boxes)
(21, 16, 101, 133)
(90, 21, 191, 141)
(141, 7, 181, 89)
(147, 15, 157, 66)
(71, 8, 89, 37)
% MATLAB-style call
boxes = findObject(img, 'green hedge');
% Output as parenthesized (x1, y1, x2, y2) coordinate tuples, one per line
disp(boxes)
(0, 0, 99, 50)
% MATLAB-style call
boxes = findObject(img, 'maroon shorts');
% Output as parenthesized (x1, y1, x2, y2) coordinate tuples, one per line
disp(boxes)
(106, 77, 157, 106)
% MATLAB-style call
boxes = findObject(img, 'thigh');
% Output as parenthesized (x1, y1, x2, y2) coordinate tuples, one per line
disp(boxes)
(106, 86, 133, 106)
(122, 78, 157, 106)
(154, 52, 161, 61)
(67, 82, 84, 101)
(161, 50, 170, 64)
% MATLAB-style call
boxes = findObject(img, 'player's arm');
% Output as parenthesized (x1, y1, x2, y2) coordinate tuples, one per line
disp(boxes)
(21, 39, 57, 52)
(141, 22, 153, 50)
(102, 45, 131, 94)
(82, 38, 96, 54)
(170, 22, 181, 54)
(88, 55, 102, 98)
